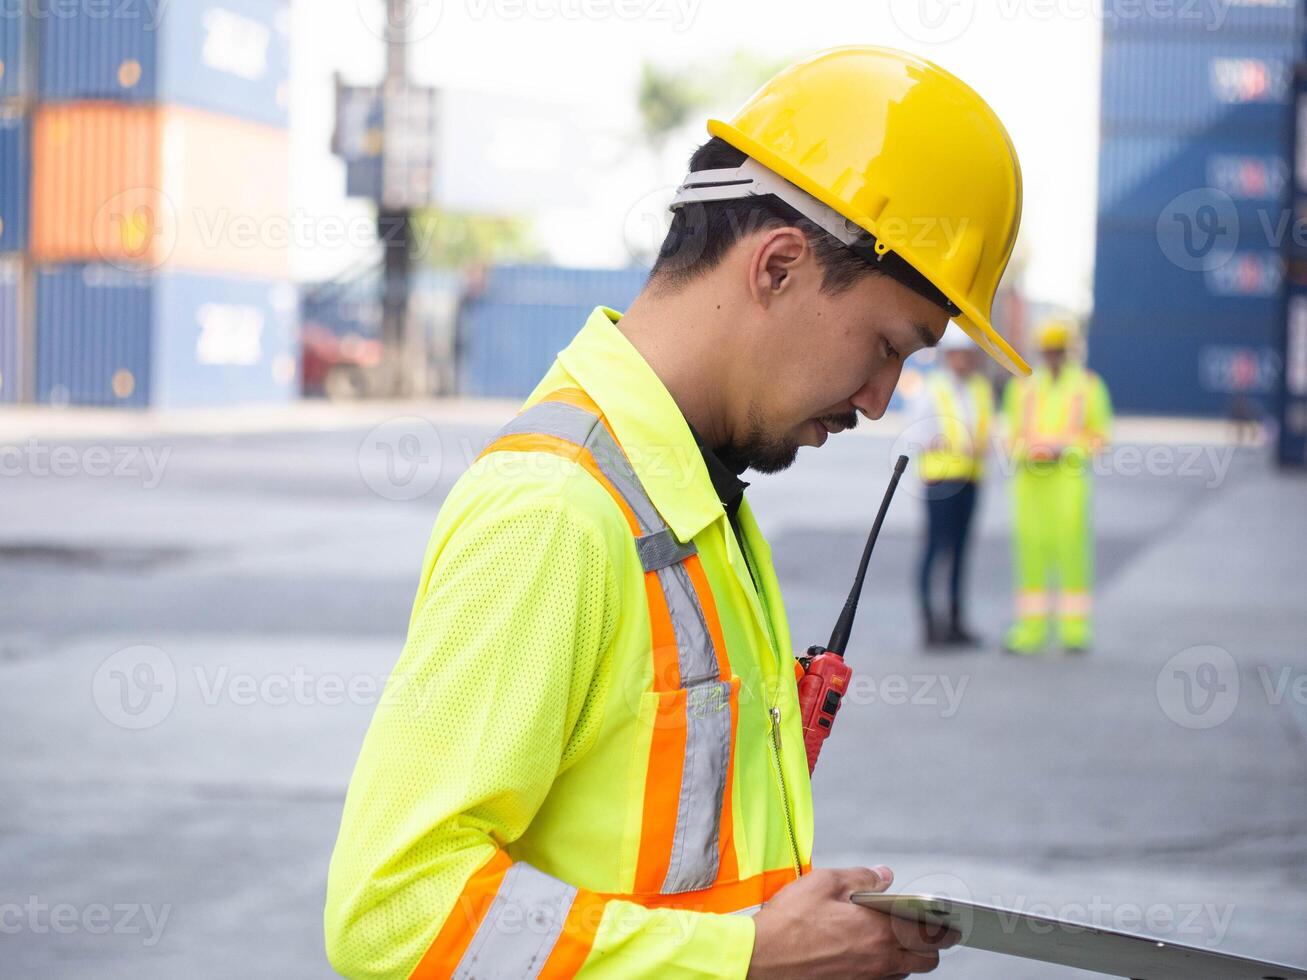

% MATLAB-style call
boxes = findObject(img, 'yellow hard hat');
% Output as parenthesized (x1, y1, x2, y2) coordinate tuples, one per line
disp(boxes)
(680, 46, 1028, 376)
(1037, 318, 1075, 351)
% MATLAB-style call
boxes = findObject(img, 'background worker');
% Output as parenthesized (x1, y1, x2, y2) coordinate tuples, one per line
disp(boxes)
(326, 47, 1027, 979)
(1002, 319, 1113, 654)
(910, 326, 994, 647)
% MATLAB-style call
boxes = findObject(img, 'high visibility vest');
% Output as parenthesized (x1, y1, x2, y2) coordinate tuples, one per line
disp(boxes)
(1006, 365, 1109, 468)
(326, 307, 815, 980)
(415, 388, 809, 977)
(919, 372, 993, 483)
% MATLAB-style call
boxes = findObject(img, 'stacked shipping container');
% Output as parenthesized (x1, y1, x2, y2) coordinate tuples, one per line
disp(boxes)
(1091, 2, 1302, 416)
(3, 0, 295, 408)
(0, 7, 28, 403)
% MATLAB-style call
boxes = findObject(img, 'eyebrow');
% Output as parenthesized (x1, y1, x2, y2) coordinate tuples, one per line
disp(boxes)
(915, 322, 940, 350)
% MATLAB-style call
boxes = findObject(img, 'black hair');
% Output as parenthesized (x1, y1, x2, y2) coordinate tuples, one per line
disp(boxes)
(649, 137, 955, 313)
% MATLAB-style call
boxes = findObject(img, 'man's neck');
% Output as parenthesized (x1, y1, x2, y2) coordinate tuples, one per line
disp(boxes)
(615, 287, 736, 449)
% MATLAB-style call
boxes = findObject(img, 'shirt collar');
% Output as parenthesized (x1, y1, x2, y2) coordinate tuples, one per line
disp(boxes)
(555, 307, 725, 543)
(686, 421, 750, 518)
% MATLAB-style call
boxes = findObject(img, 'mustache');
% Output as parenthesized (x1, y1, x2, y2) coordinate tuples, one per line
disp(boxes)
(819, 411, 860, 432)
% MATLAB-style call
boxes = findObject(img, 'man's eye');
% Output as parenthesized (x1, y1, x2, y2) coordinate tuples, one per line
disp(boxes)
(885, 339, 901, 362)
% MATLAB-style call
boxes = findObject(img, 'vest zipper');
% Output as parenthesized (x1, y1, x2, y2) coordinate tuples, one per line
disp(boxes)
(769, 705, 803, 878)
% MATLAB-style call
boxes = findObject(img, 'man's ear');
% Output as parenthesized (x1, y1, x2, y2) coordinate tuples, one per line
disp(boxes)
(750, 227, 808, 306)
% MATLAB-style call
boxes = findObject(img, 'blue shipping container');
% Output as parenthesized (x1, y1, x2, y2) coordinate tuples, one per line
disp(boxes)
(458, 265, 649, 398)
(40, 0, 290, 128)
(1101, 35, 1295, 134)
(0, 106, 29, 254)
(1094, 226, 1286, 318)
(1089, 314, 1281, 417)
(1098, 132, 1290, 224)
(0, 258, 18, 403)
(0, 1, 26, 98)
(1103, 0, 1300, 35)
(36, 264, 299, 408)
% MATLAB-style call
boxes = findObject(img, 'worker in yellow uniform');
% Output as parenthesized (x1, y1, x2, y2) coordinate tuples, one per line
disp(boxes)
(1002, 320, 1113, 654)
(325, 47, 1028, 980)
(911, 326, 994, 647)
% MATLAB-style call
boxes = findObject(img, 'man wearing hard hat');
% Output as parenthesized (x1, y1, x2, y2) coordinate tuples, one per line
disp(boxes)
(327, 48, 1027, 979)
(910, 326, 995, 647)
(1002, 320, 1113, 655)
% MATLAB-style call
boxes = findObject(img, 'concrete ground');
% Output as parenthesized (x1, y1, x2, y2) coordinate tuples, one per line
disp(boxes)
(2, 402, 1305, 978)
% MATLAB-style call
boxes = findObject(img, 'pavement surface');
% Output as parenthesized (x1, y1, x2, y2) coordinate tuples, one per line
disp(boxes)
(3, 402, 1306, 979)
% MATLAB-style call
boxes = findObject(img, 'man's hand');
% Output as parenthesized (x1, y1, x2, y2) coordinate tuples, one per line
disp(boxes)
(747, 867, 959, 979)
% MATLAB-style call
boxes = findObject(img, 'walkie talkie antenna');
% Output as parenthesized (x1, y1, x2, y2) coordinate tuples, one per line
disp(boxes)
(826, 455, 909, 656)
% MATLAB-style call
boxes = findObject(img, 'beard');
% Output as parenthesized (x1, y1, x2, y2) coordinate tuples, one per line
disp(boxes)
(718, 405, 859, 475)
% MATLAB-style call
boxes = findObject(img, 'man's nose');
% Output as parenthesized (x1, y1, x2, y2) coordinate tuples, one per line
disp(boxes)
(849, 365, 903, 421)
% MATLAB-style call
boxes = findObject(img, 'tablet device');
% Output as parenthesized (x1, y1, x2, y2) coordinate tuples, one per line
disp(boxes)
(851, 892, 1307, 980)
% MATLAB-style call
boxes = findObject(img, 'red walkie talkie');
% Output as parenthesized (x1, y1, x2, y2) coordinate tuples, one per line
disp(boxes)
(797, 455, 909, 774)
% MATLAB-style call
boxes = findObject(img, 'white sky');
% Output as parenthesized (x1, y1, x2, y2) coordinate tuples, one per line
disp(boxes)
(289, 0, 1102, 312)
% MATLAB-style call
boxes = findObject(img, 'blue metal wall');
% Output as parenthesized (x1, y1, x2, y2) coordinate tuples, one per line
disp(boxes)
(1092, 16, 1297, 417)
(0, 257, 19, 403)
(36, 265, 153, 407)
(458, 265, 649, 398)
(39, 0, 290, 128)
(0, 106, 28, 254)
(0, 3, 27, 99)
(36, 264, 297, 408)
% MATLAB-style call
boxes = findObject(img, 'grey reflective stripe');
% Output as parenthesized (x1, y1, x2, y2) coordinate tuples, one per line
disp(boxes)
(452, 862, 577, 980)
(658, 561, 719, 687)
(661, 680, 733, 894)
(636, 528, 697, 572)
(494, 401, 664, 534)
(583, 422, 664, 534)
(497, 400, 600, 445)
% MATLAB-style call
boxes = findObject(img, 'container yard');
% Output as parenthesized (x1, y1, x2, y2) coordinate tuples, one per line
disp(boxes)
(3, 4, 1307, 980)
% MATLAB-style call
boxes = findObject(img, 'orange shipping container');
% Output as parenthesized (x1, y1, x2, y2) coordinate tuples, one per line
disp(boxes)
(31, 103, 291, 279)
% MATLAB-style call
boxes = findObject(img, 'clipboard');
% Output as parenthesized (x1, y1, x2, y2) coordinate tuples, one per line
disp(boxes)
(850, 892, 1307, 979)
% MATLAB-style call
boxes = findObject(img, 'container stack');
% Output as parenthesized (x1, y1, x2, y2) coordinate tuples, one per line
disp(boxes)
(457, 265, 649, 398)
(1091, 2, 1302, 417)
(0, 6, 30, 403)
(19, 0, 296, 408)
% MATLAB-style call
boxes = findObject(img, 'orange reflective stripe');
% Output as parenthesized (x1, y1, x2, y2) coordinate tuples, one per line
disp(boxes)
(478, 432, 642, 535)
(410, 849, 512, 979)
(633, 690, 688, 893)
(610, 865, 807, 914)
(644, 571, 682, 691)
(683, 554, 731, 680)
(541, 386, 603, 417)
(539, 890, 607, 978)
